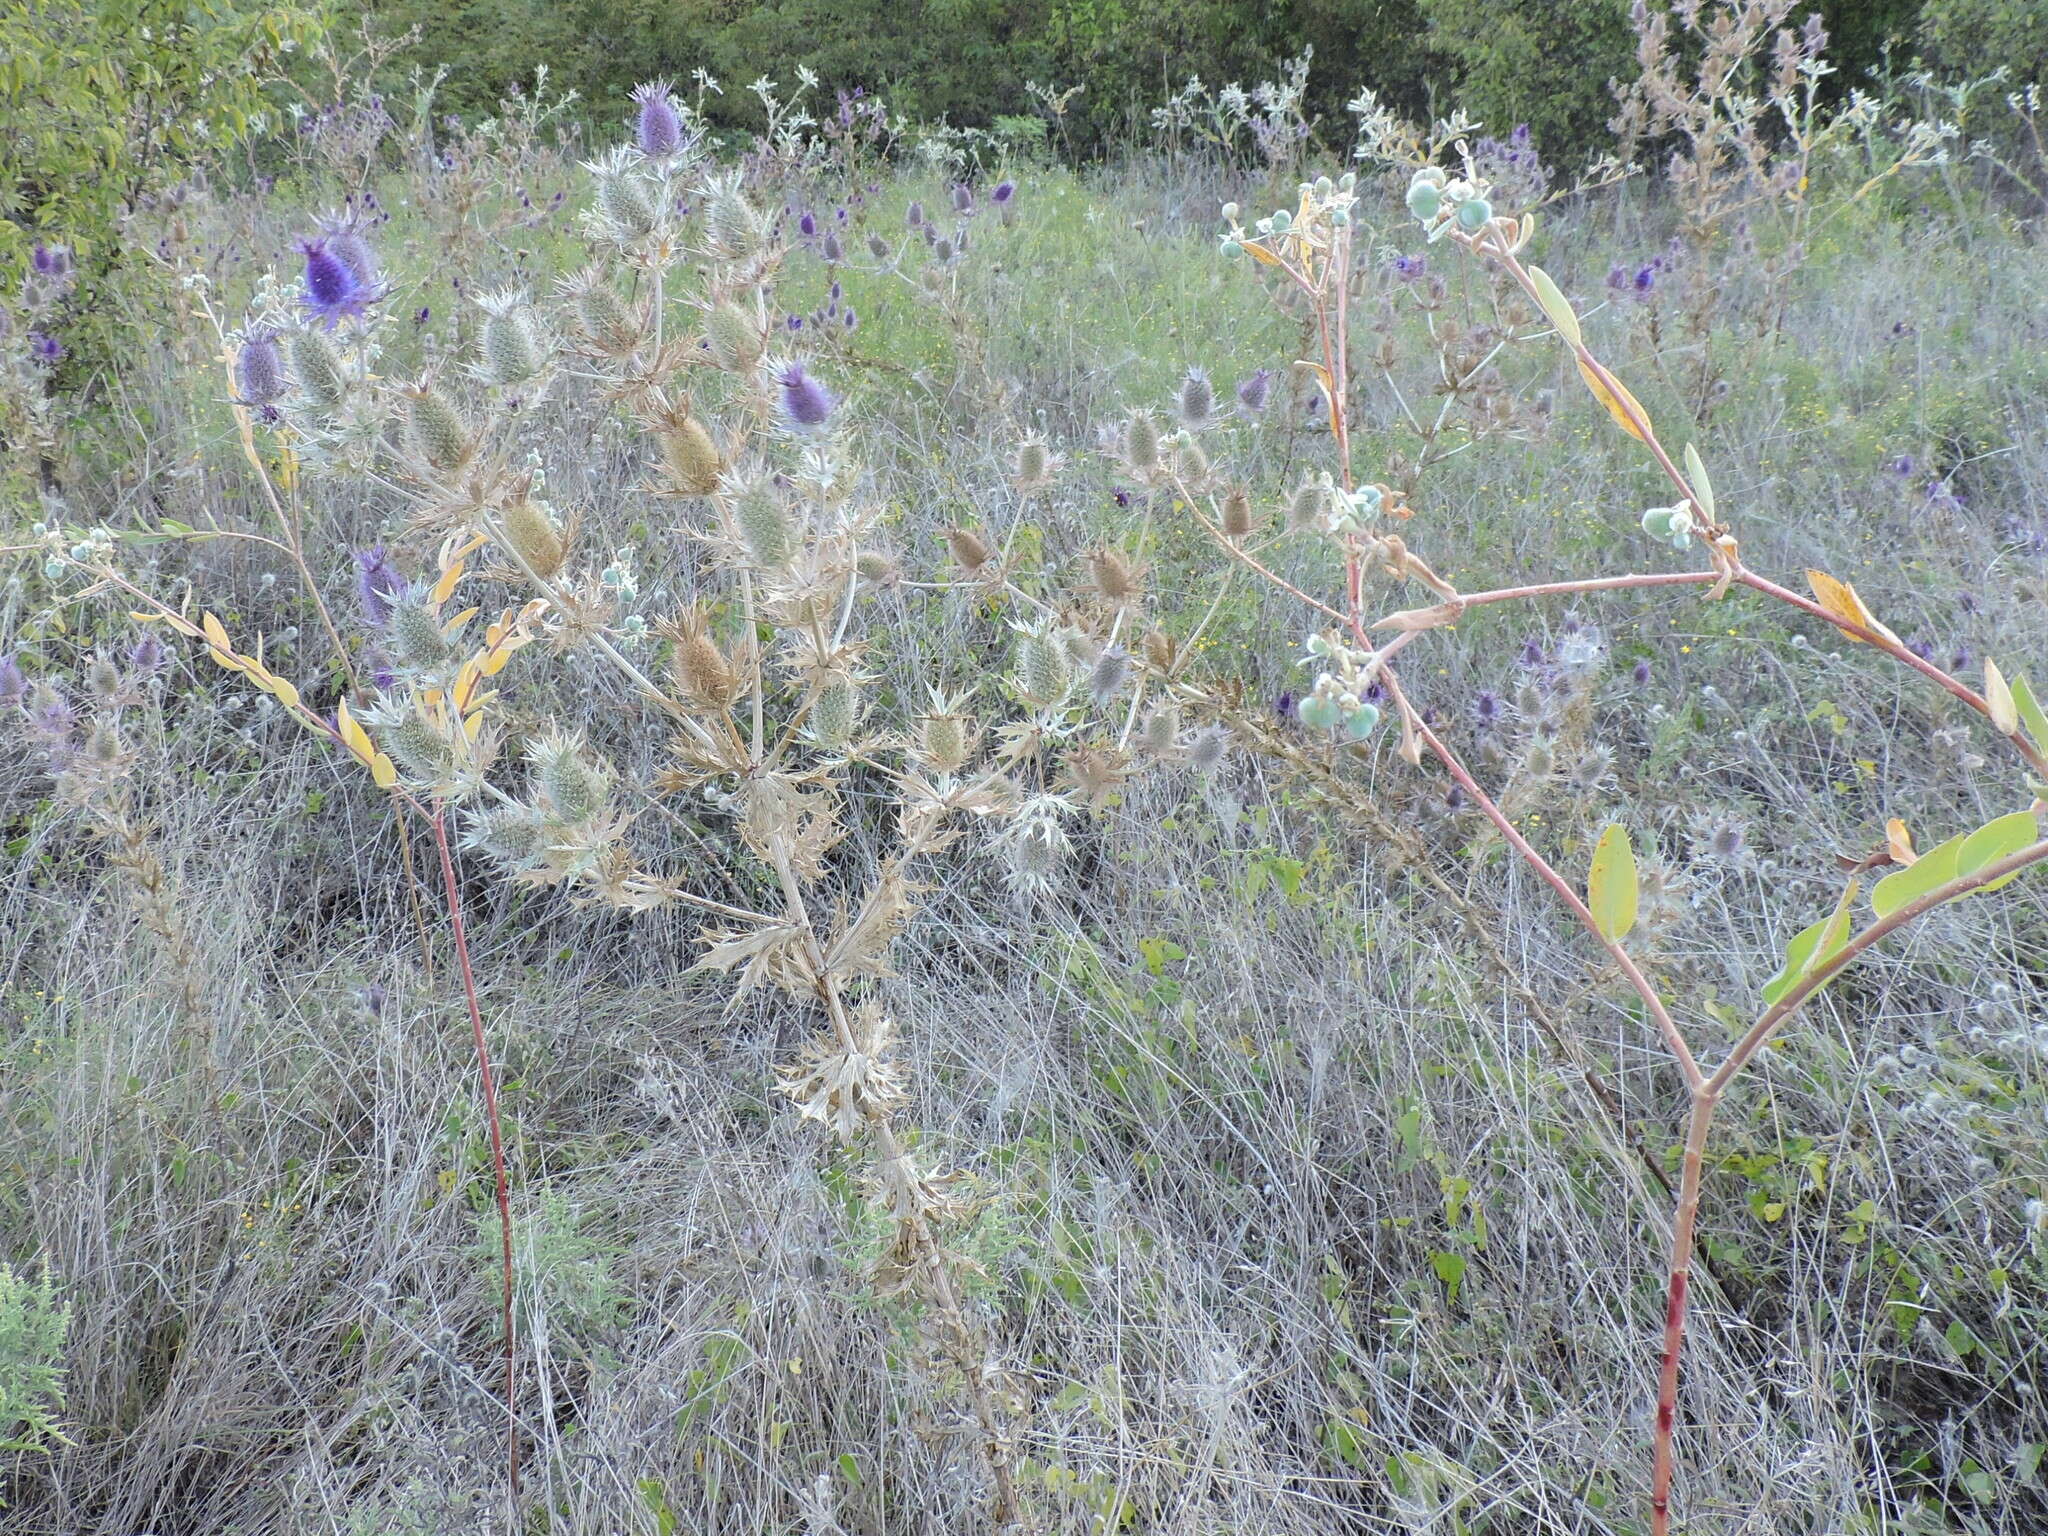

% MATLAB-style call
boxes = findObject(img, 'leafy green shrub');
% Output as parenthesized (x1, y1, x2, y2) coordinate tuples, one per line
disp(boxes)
(0, 1264, 67, 1468)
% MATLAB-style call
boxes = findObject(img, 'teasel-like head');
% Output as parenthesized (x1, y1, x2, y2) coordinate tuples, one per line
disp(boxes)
(1177, 366, 1215, 431)
(1085, 546, 1145, 608)
(702, 174, 762, 260)
(1087, 644, 1132, 706)
(914, 688, 979, 775)
(1185, 724, 1229, 774)
(704, 301, 764, 372)
(1012, 621, 1076, 710)
(658, 413, 723, 496)
(474, 287, 548, 388)
(403, 380, 473, 475)
(807, 674, 862, 748)
(945, 526, 993, 579)
(1169, 432, 1210, 487)
(288, 328, 348, 410)
(463, 802, 547, 871)
(1140, 702, 1181, 759)
(631, 79, 686, 161)
(530, 732, 611, 826)
(1010, 434, 1059, 494)
(662, 607, 741, 711)
(1220, 485, 1256, 540)
(584, 146, 660, 243)
(723, 472, 797, 572)
(367, 697, 456, 784)
(236, 328, 286, 406)
(998, 793, 1074, 899)
(1285, 478, 1328, 533)
(1141, 629, 1178, 674)
(500, 498, 568, 580)
(559, 266, 643, 356)
(386, 587, 458, 674)
(775, 362, 835, 431)
(1122, 409, 1161, 479)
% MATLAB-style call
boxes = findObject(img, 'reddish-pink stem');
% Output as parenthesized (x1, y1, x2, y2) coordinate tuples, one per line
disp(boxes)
(431, 807, 521, 1502)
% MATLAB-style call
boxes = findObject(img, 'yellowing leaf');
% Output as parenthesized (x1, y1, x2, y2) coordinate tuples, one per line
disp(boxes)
(1985, 658, 2018, 735)
(370, 752, 398, 789)
(336, 700, 376, 764)
(1587, 823, 1638, 942)
(1526, 265, 1581, 347)
(1885, 818, 1916, 866)
(430, 557, 466, 608)
(1242, 239, 1283, 268)
(1576, 357, 1650, 443)
(201, 612, 232, 652)
(263, 675, 301, 711)
(1805, 569, 1902, 647)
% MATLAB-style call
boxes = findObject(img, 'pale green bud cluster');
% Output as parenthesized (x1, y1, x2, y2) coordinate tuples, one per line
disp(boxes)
(1295, 631, 1383, 740)
(1640, 502, 1698, 551)
(1408, 167, 1493, 242)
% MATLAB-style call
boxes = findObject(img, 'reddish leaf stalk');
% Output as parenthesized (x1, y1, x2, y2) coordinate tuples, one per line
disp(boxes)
(430, 806, 522, 1502)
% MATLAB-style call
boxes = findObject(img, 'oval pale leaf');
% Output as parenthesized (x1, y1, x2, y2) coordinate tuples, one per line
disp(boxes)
(1683, 442, 1715, 522)
(1985, 658, 2018, 735)
(1871, 830, 1967, 918)
(2010, 672, 2048, 754)
(1762, 881, 1859, 1006)
(1527, 265, 1582, 347)
(1805, 569, 1902, 648)
(1956, 809, 2041, 895)
(1588, 823, 1639, 942)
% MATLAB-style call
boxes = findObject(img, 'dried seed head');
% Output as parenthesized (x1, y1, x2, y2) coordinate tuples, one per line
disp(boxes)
(237, 330, 285, 405)
(1221, 485, 1256, 539)
(501, 498, 567, 579)
(1178, 366, 1215, 431)
(1142, 629, 1177, 673)
(1086, 547, 1144, 606)
(406, 384, 471, 473)
(665, 608, 739, 709)
(946, 526, 992, 577)
(704, 302, 763, 371)
(1000, 794, 1072, 898)
(1141, 703, 1180, 757)
(85, 720, 126, 765)
(855, 549, 898, 586)
(1011, 435, 1055, 494)
(1170, 433, 1210, 485)
(532, 733, 609, 823)
(728, 477, 796, 570)
(1124, 410, 1161, 477)
(388, 596, 455, 673)
(809, 677, 860, 746)
(85, 657, 122, 702)
(1186, 724, 1228, 773)
(661, 416, 723, 495)
(289, 329, 347, 408)
(1087, 645, 1131, 705)
(917, 706, 975, 774)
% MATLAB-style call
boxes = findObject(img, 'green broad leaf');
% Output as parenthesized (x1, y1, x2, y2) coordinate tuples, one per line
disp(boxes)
(1526, 264, 1581, 347)
(1956, 809, 2041, 895)
(1762, 881, 1860, 1007)
(1587, 823, 1638, 941)
(2011, 673, 2048, 754)
(1870, 830, 1967, 919)
(1684, 442, 1714, 522)
(1430, 1250, 1468, 1303)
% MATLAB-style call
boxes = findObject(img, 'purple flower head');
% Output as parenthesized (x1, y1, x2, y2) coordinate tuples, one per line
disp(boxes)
(1391, 253, 1427, 281)
(821, 231, 843, 264)
(0, 655, 25, 707)
(1632, 658, 1652, 685)
(1473, 690, 1500, 725)
(31, 242, 71, 278)
(297, 236, 370, 327)
(1889, 454, 1916, 477)
(777, 363, 834, 429)
(787, 314, 803, 331)
(1518, 638, 1545, 668)
(952, 184, 974, 214)
(992, 179, 1017, 205)
(1112, 487, 1132, 509)
(1276, 689, 1297, 722)
(1236, 368, 1273, 412)
(127, 635, 166, 676)
(1607, 264, 1629, 296)
(799, 210, 818, 238)
(905, 201, 925, 230)
(29, 331, 62, 366)
(415, 306, 431, 326)
(632, 80, 684, 159)
(26, 684, 75, 753)
(316, 213, 380, 291)
(842, 307, 857, 332)
(236, 330, 286, 405)
(1906, 634, 1936, 663)
(1633, 265, 1656, 295)
(354, 545, 403, 630)
(371, 664, 398, 692)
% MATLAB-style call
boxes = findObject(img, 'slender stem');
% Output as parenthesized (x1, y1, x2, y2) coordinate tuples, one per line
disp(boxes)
(1649, 1090, 1717, 1536)
(1444, 569, 1720, 612)
(431, 807, 521, 1505)
(1397, 690, 1704, 1089)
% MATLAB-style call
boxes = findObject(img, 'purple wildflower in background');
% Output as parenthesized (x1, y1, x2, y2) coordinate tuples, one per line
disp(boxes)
(799, 210, 818, 238)
(1236, 368, 1273, 412)
(787, 314, 803, 330)
(1633, 658, 1652, 685)
(0, 655, 25, 707)
(842, 307, 857, 331)
(1518, 638, 1545, 668)
(1390, 253, 1426, 281)
(905, 201, 925, 229)
(29, 331, 62, 365)
(632, 80, 683, 159)
(31, 242, 70, 278)
(1889, 454, 1916, 478)
(1112, 487, 1132, 509)
(821, 231, 843, 263)
(1906, 635, 1937, 663)
(1473, 690, 1500, 725)
(993, 180, 1016, 205)
(778, 363, 834, 429)
(128, 635, 166, 677)
(1276, 689, 1296, 723)
(26, 686, 76, 758)
(297, 237, 370, 327)
(236, 330, 285, 405)
(354, 545, 403, 629)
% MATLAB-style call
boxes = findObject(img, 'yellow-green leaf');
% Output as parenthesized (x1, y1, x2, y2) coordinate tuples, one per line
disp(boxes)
(1871, 829, 1967, 918)
(1576, 357, 1650, 443)
(1588, 823, 1638, 942)
(370, 752, 398, 789)
(2011, 673, 2048, 754)
(1985, 658, 2018, 735)
(1684, 442, 1714, 522)
(1527, 265, 1581, 347)
(1956, 809, 2040, 896)
(1762, 880, 1860, 1006)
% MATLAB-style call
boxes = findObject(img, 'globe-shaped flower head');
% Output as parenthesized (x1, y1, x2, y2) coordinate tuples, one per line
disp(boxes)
(631, 80, 685, 161)
(296, 236, 372, 328)
(777, 363, 834, 431)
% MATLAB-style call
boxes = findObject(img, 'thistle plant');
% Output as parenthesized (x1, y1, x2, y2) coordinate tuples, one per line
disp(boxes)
(1160, 135, 2048, 1536)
